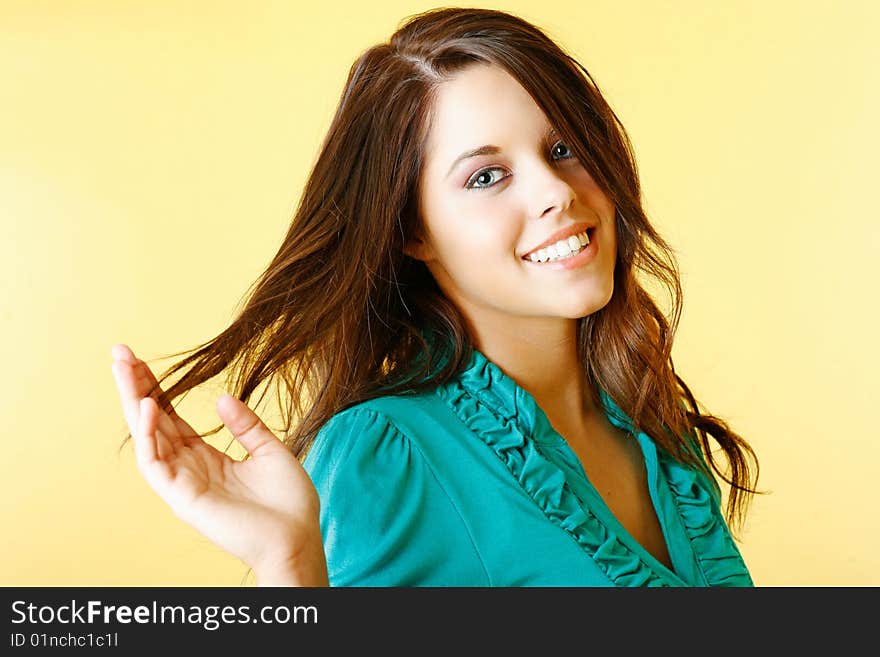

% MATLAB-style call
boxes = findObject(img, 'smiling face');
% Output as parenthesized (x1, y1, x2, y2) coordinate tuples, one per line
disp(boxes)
(407, 63, 617, 337)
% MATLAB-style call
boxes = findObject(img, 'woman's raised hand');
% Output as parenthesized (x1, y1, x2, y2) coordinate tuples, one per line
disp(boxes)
(110, 343, 328, 586)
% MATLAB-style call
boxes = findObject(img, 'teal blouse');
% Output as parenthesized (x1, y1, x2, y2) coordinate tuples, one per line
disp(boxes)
(303, 345, 754, 587)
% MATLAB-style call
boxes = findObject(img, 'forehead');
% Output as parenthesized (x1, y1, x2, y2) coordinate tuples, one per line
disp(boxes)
(424, 64, 551, 165)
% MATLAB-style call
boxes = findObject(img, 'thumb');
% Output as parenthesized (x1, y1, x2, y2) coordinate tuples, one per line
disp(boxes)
(216, 393, 285, 458)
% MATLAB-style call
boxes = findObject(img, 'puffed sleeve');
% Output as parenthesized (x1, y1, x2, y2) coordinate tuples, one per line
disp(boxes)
(303, 406, 490, 586)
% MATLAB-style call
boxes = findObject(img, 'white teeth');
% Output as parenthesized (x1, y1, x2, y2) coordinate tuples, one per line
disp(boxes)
(525, 230, 591, 263)
(550, 246, 578, 261)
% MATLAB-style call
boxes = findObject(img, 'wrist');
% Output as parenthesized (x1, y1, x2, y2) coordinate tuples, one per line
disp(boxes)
(253, 544, 329, 587)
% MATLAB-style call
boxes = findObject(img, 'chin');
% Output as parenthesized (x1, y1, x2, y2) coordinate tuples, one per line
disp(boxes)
(557, 285, 614, 319)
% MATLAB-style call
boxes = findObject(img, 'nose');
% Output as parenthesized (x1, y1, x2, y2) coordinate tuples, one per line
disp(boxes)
(529, 161, 576, 220)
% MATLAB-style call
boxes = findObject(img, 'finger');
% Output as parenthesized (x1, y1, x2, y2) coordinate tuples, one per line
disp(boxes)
(216, 394, 286, 458)
(111, 359, 175, 443)
(132, 360, 197, 438)
(155, 426, 176, 461)
(111, 345, 152, 430)
(140, 398, 173, 461)
(134, 396, 158, 466)
(135, 399, 179, 506)
(111, 343, 137, 362)
(111, 344, 165, 417)
(111, 343, 136, 363)
(111, 344, 197, 439)
(111, 359, 142, 438)
(111, 362, 189, 456)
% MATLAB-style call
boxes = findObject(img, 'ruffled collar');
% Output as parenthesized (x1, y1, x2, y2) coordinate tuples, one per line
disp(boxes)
(433, 343, 753, 587)
(448, 340, 633, 440)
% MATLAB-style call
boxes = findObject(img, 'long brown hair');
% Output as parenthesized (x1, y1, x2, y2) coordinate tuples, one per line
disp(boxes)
(119, 7, 761, 535)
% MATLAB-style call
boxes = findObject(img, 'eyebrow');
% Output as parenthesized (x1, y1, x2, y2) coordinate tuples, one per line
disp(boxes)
(445, 126, 558, 179)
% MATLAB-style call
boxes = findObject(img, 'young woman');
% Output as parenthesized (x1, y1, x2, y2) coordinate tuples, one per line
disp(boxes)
(111, 7, 760, 587)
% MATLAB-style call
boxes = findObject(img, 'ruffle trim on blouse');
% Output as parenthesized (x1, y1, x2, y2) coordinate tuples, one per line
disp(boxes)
(435, 348, 669, 587)
(601, 391, 751, 585)
(436, 345, 753, 587)
(658, 452, 754, 586)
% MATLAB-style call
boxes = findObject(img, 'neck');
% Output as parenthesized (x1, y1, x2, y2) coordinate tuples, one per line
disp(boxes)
(466, 314, 599, 429)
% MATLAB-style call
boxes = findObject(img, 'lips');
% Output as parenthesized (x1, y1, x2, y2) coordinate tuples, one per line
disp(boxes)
(521, 221, 596, 259)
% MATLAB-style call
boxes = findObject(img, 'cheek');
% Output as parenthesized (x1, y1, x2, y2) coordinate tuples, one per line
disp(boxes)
(574, 170, 613, 207)
(576, 181, 617, 245)
(438, 207, 519, 262)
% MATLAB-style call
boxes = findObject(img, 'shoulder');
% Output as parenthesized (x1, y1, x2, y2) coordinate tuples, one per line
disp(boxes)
(302, 395, 490, 585)
(303, 394, 437, 477)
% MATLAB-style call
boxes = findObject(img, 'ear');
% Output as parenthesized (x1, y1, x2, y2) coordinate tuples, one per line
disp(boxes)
(403, 235, 434, 262)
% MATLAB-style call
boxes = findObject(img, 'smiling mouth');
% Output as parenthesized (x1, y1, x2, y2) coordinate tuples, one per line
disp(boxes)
(522, 227, 594, 263)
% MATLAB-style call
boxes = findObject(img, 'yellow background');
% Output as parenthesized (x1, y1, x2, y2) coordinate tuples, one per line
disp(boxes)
(2, 0, 877, 586)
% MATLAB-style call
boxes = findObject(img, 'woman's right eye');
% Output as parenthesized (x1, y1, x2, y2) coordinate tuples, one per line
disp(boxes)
(465, 167, 509, 191)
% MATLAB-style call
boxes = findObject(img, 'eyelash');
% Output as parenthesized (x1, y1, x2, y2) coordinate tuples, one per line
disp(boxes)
(464, 140, 576, 191)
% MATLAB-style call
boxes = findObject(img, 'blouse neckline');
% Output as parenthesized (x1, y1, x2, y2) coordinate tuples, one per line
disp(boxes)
(432, 342, 753, 587)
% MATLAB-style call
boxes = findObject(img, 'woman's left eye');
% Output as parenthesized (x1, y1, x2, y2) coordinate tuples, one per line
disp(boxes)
(550, 140, 574, 160)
